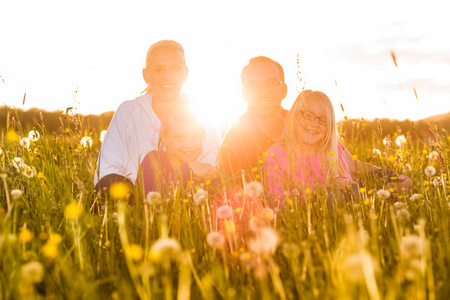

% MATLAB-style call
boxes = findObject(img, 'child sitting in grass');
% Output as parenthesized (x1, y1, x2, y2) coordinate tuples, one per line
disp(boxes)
(138, 101, 218, 196)
(264, 89, 411, 203)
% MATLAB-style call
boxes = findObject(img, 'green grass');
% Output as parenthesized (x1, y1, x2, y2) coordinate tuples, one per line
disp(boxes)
(1, 111, 449, 299)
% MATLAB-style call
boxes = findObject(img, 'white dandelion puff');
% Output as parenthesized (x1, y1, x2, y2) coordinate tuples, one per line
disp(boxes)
(401, 235, 425, 260)
(396, 208, 411, 224)
(429, 151, 439, 161)
(21, 261, 44, 283)
(150, 238, 181, 261)
(372, 148, 382, 157)
(100, 130, 107, 143)
(19, 138, 30, 149)
(247, 227, 279, 255)
(193, 189, 208, 206)
(245, 181, 263, 198)
(28, 130, 40, 141)
(11, 189, 23, 201)
(424, 166, 436, 177)
(206, 231, 225, 249)
(376, 189, 391, 199)
(145, 191, 162, 205)
(410, 194, 422, 202)
(216, 205, 233, 219)
(395, 135, 406, 147)
(80, 136, 93, 148)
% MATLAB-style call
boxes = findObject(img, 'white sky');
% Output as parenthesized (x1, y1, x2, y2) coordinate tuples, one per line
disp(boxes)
(1, 0, 449, 128)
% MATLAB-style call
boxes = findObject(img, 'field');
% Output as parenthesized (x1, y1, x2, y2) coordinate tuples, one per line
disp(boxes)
(1, 109, 450, 299)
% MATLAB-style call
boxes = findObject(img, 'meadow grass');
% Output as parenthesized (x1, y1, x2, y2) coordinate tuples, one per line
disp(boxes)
(1, 111, 449, 299)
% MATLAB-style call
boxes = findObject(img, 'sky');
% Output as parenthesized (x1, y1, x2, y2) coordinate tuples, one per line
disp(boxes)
(1, 0, 449, 129)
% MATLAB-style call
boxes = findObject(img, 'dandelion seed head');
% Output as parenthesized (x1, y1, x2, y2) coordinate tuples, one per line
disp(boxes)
(216, 205, 233, 219)
(262, 208, 275, 221)
(410, 194, 422, 202)
(21, 261, 44, 283)
(11, 189, 23, 200)
(80, 136, 93, 148)
(376, 189, 391, 199)
(206, 231, 225, 249)
(245, 181, 262, 198)
(100, 130, 107, 143)
(372, 148, 382, 156)
(28, 130, 40, 141)
(193, 189, 208, 205)
(394, 202, 407, 210)
(248, 227, 279, 255)
(19, 137, 30, 149)
(401, 235, 425, 260)
(395, 135, 406, 147)
(429, 150, 439, 161)
(145, 191, 162, 205)
(150, 238, 181, 261)
(396, 208, 411, 224)
(424, 166, 436, 177)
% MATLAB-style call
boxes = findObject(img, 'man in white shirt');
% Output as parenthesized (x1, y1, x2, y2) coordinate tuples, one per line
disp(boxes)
(94, 40, 219, 196)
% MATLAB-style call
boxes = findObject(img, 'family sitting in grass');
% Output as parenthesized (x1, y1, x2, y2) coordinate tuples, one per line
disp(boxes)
(94, 39, 412, 204)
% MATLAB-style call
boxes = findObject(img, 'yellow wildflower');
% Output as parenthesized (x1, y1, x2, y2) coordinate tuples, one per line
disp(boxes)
(352, 154, 358, 160)
(205, 180, 211, 186)
(43, 241, 58, 258)
(64, 201, 82, 220)
(109, 182, 131, 200)
(331, 161, 336, 165)
(126, 244, 144, 261)
(263, 152, 269, 158)
(19, 228, 33, 244)
(359, 188, 366, 194)
(364, 198, 370, 205)
(367, 189, 373, 195)
(330, 151, 335, 155)
(251, 167, 258, 173)
(182, 198, 189, 203)
(6, 130, 19, 143)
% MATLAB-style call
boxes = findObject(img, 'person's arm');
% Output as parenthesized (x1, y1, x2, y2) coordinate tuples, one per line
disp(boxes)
(343, 148, 411, 193)
(95, 104, 131, 186)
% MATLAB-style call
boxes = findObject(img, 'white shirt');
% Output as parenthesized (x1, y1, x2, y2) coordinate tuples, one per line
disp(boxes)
(94, 94, 220, 185)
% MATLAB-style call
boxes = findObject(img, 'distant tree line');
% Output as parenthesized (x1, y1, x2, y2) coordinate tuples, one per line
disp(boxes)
(1, 106, 449, 146)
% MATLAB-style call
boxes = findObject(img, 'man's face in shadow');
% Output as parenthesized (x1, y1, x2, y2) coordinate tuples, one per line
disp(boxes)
(241, 60, 287, 118)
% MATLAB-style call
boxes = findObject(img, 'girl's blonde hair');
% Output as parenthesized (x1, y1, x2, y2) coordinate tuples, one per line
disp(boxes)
(283, 89, 345, 183)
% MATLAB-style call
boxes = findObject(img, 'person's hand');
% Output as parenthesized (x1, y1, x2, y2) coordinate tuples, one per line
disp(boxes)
(333, 177, 358, 191)
(187, 161, 219, 180)
(387, 174, 412, 195)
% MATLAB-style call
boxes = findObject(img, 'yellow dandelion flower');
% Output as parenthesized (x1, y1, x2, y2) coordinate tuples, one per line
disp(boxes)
(6, 130, 19, 143)
(274, 165, 279, 170)
(367, 189, 373, 195)
(330, 151, 335, 155)
(422, 149, 428, 155)
(126, 244, 144, 261)
(423, 180, 429, 186)
(288, 199, 294, 205)
(364, 198, 370, 205)
(388, 188, 394, 193)
(43, 241, 58, 258)
(359, 187, 366, 194)
(182, 198, 189, 203)
(19, 228, 33, 244)
(251, 167, 258, 173)
(205, 180, 211, 186)
(37, 172, 44, 179)
(305, 187, 312, 195)
(109, 182, 131, 200)
(64, 201, 82, 220)
(388, 155, 396, 162)
(104, 240, 111, 248)
(258, 160, 263, 165)
(352, 154, 358, 160)
(232, 251, 240, 258)
(187, 180, 193, 186)
(49, 234, 62, 245)
(362, 123, 367, 126)
(344, 116, 348, 120)
(234, 207, 242, 214)
(331, 161, 336, 165)
(224, 220, 235, 233)
(255, 175, 260, 179)
(263, 152, 269, 158)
